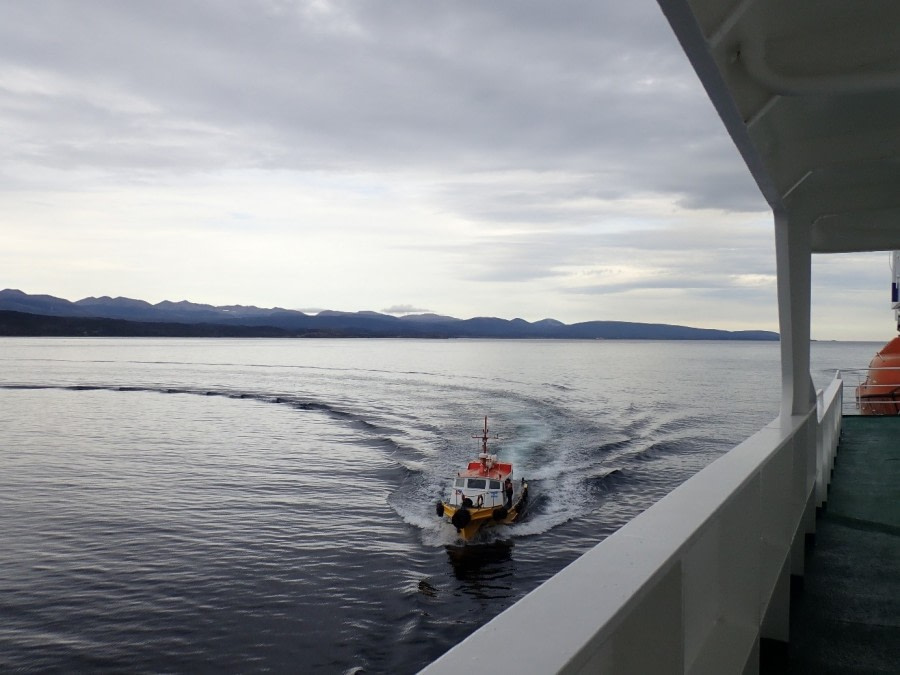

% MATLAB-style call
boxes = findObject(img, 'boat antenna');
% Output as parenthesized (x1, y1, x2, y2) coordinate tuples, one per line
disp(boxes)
(473, 416, 498, 454)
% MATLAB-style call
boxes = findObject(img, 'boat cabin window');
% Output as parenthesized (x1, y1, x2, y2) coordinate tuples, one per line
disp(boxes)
(454, 478, 465, 488)
(490, 480, 501, 490)
(466, 478, 486, 489)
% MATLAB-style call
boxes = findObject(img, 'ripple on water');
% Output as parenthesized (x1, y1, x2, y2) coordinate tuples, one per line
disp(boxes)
(0, 338, 796, 672)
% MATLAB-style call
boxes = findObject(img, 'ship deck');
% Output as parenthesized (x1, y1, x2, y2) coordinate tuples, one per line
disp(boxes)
(780, 415, 900, 672)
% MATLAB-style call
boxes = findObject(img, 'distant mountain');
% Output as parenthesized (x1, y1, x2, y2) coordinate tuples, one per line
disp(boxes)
(0, 310, 300, 338)
(398, 313, 460, 323)
(0, 289, 91, 316)
(0, 289, 779, 340)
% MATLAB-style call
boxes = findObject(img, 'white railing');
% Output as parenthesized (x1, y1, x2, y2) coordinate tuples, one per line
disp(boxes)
(816, 374, 842, 508)
(422, 373, 843, 675)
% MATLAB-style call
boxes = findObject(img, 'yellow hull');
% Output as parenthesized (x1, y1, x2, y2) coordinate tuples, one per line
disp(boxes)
(441, 488, 528, 541)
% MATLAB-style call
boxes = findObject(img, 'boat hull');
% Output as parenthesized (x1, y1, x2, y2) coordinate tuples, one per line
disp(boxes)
(441, 486, 528, 541)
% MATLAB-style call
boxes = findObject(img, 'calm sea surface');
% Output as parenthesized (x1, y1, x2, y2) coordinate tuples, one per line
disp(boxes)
(0, 338, 881, 673)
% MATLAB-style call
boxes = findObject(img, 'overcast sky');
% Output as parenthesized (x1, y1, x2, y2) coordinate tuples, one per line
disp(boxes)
(1, 0, 894, 340)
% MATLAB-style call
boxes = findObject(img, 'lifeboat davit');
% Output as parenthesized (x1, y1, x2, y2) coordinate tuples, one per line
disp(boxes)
(857, 336, 900, 415)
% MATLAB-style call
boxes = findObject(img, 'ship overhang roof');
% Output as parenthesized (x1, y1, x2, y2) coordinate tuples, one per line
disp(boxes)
(659, 0, 900, 253)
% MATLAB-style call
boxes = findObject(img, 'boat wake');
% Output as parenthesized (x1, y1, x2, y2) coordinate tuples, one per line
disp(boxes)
(1, 379, 714, 546)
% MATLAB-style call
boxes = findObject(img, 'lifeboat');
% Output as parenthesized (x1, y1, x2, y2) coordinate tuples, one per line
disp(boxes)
(435, 417, 527, 541)
(857, 336, 900, 415)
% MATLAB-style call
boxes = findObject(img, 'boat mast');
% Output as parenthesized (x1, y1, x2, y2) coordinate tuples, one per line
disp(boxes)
(473, 416, 492, 454)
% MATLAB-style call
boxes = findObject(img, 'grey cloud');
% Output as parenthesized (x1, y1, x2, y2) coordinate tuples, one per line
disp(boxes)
(382, 304, 433, 314)
(570, 276, 734, 295)
(568, 272, 776, 295)
(406, 217, 776, 289)
(812, 252, 891, 297)
(428, 233, 599, 283)
(0, 0, 763, 211)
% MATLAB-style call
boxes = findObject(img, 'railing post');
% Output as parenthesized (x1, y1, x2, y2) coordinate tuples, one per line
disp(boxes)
(761, 556, 791, 643)
(816, 389, 827, 507)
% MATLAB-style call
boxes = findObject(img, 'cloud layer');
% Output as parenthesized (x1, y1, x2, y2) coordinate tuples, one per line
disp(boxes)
(0, 1, 892, 339)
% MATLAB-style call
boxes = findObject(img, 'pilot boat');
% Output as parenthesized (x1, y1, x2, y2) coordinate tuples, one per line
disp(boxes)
(435, 417, 527, 540)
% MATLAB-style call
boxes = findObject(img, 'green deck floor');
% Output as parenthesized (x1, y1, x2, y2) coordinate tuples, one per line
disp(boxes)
(784, 416, 900, 673)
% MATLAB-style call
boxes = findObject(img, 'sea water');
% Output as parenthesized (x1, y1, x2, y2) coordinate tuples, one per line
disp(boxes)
(0, 338, 880, 672)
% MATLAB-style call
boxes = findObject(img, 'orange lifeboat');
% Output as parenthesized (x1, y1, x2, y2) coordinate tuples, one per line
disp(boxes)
(857, 336, 900, 415)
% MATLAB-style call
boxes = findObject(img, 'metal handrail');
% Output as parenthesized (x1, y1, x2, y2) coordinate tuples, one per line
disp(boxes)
(832, 367, 900, 415)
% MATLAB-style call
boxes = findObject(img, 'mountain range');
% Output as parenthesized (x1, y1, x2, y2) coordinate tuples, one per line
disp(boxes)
(0, 289, 779, 340)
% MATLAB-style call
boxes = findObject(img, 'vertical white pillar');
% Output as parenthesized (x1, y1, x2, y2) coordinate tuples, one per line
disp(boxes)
(774, 209, 816, 418)
(774, 209, 818, 586)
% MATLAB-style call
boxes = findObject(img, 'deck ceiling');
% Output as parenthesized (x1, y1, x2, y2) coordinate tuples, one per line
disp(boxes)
(659, 0, 900, 253)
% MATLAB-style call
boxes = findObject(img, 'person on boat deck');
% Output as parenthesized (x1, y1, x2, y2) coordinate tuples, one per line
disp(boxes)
(504, 478, 513, 508)
(457, 489, 473, 508)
